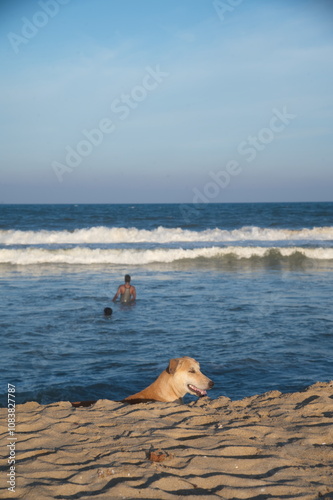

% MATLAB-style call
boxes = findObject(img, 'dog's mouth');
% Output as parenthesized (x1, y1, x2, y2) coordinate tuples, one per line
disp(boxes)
(188, 384, 207, 398)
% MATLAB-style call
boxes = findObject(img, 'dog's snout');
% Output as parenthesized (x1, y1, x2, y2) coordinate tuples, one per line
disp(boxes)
(208, 380, 214, 389)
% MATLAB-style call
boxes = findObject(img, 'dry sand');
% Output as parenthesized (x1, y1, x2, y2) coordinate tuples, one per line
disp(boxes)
(1, 381, 333, 499)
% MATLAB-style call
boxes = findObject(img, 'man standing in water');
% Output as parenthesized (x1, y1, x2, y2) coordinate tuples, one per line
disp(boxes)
(112, 275, 136, 303)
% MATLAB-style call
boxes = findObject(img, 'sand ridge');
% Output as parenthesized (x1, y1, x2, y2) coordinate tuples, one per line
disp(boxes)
(1, 381, 333, 499)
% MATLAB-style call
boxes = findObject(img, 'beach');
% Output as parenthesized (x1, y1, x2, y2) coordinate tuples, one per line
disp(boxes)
(1, 203, 332, 498)
(2, 381, 333, 499)
(2, 0, 333, 495)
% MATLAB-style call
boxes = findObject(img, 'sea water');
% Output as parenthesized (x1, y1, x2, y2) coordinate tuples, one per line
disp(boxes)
(0, 202, 332, 406)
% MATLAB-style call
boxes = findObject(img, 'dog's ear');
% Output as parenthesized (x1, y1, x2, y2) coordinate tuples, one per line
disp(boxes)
(167, 358, 181, 374)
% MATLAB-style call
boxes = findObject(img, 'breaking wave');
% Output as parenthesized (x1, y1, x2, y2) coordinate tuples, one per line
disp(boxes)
(0, 225, 332, 245)
(1, 246, 333, 266)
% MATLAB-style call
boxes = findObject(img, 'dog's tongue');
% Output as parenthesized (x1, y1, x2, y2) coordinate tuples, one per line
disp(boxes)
(188, 384, 207, 397)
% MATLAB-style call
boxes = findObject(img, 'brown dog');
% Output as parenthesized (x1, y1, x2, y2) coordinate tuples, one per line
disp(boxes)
(124, 356, 214, 404)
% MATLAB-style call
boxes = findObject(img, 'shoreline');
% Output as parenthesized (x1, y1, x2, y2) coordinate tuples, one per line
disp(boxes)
(1, 381, 333, 499)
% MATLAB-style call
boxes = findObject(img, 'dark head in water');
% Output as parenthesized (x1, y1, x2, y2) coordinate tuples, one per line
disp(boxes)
(104, 307, 113, 316)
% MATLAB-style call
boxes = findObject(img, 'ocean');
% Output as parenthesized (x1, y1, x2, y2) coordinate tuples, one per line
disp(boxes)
(0, 202, 332, 406)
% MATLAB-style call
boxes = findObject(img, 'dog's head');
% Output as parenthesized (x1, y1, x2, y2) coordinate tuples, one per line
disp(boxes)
(166, 356, 214, 398)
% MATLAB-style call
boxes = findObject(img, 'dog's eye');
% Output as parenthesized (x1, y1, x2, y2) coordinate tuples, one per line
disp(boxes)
(189, 369, 196, 373)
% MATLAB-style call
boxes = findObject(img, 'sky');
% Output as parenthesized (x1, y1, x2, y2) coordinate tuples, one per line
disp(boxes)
(0, 0, 332, 203)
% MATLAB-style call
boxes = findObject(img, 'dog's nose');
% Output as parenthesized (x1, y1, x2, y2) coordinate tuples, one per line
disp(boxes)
(208, 380, 214, 388)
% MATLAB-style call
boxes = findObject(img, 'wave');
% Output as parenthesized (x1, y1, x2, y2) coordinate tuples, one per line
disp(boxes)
(1, 246, 332, 266)
(0, 225, 333, 245)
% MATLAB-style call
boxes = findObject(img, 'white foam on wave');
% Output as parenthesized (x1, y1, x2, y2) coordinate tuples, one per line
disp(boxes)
(0, 225, 333, 245)
(1, 246, 332, 266)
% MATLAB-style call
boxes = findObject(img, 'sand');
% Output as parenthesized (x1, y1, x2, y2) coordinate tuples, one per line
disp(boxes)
(1, 381, 333, 499)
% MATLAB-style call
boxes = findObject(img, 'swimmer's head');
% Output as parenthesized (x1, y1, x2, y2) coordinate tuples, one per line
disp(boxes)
(104, 307, 113, 316)
(125, 274, 131, 283)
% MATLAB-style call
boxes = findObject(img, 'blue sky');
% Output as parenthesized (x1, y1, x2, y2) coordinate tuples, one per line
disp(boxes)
(1, 0, 332, 203)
